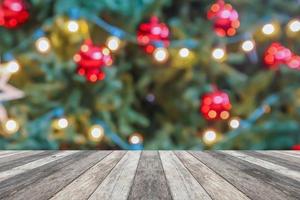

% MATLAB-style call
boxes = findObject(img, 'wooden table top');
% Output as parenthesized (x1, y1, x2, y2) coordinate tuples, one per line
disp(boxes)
(0, 151, 299, 200)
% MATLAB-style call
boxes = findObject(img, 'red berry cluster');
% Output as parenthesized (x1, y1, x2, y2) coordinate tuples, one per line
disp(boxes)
(264, 43, 300, 70)
(207, 0, 240, 37)
(74, 40, 113, 82)
(0, 0, 29, 28)
(137, 16, 170, 54)
(200, 89, 232, 121)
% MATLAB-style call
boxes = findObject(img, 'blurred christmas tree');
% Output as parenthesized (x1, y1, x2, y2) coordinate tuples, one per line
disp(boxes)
(0, 0, 299, 150)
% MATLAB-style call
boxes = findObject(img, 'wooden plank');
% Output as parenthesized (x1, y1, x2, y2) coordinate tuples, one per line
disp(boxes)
(0, 151, 77, 182)
(0, 152, 24, 159)
(50, 151, 126, 200)
(0, 151, 42, 165)
(223, 151, 300, 181)
(243, 151, 300, 171)
(191, 151, 295, 200)
(0, 151, 88, 199)
(276, 151, 300, 158)
(175, 151, 250, 200)
(0, 151, 22, 157)
(160, 151, 212, 200)
(127, 151, 172, 200)
(7, 151, 111, 200)
(88, 151, 140, 200)
(0, 151, 57, 172)
(218, 151, 300, 198)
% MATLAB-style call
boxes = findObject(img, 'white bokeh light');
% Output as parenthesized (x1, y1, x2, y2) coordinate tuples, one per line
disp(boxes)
(262, 23, 275, 35)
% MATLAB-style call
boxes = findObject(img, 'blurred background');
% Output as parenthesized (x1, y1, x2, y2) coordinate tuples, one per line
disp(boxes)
(0, 0, 300, 150)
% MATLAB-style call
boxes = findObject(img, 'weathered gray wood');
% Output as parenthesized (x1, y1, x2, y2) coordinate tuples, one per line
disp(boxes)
(216, 151, 300, 199)
(175, 151, 250, 200)
(0, 151, 85, 199)
(0, 151, 43, 166)
(51, 151, 126, 200)
(277, 151, 300, 158)
(218, 151, 300, 199)
(128, 151, 172, 200)
(223, 151, 300, 181)
(160, 151, 212, 200)
(7, 151, 111, 200)
(0, 151, 56, 172)
(88, 151, 141, 200)
(0, 151, 77, 182)
(190, 151, 295, 200)
(0, 151, 23, 158)
(0, 150, 299, 200)
(243, 151, 300, 171)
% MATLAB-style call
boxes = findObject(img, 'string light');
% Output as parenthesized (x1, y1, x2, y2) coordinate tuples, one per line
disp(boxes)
(153, 47, 169, 62)
(6, 60, 20, 74)
(35, 37, 51, 53)
(57, 118, 68, 129)
(106, 36, 121, 51)
(67, 20, 79, 32)
(262, 23, 275, 35)
(241, 40, 255, 52)
(212, 47, 225, 60)
(3, 119, 19, 134)
(129, 133, 143, 145)
(229, 118, 240, 129)
(203, 129, 217, 145)
(287, 19, 300, 32)
(89, 125, 104, 142)
(178, 48, 190, 58)
(220, 110, 230, 120)
(53, 117, 68, 130)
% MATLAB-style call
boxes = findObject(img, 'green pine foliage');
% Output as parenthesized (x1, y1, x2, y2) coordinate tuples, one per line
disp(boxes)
(0, 0, 300, 150)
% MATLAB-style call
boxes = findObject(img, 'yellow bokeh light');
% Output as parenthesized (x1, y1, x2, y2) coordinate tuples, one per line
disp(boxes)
(67, 20, 79, 32)
(153, 48, 169, 63)
(35, 37, 51, 54)
(3, 119, 19, 134)
(229, 118, 240, 129)
(89, 125, 104, 142)
(106, 36, 121, 51)
(203, 129, 217, 145)
(241, 40, 255, 52)
(262, 23, 275, 35)
(178, 48, 190, 58)
(212, 48, 225, 60)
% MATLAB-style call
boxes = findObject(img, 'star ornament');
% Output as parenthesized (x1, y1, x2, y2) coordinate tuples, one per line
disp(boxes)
(0, 64, 24, 122)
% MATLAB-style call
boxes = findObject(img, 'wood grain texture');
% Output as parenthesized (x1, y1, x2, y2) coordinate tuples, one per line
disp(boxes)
(160, 151, 212, 200)
(223, 151, 300, 181)
(175, 151, 250, 200)
(51, 151, 126, 200)
(0, 151, 83, 199)
(0, 151, 55, 172)
(0, 150, 299, 200)
(88, 151, 141, 200)
(243, 151, 300, 171)
(218, 151, 300, 199)
(190, 151, 295, 200)
(8, 151, 111, 200)
(128, 151, 172, 200)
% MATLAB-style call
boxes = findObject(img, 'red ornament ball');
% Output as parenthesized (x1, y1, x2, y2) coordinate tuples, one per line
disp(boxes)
(74, 40, 113, 82)
(0, 0, 29, 28)
(264, 43, 300, 70)
(286, 55, 300, 70)
(200, 89, 232, 120)
(207, 0, 240, 37)
(137, 16, 170, 54)
(292, 144, 300, 151)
